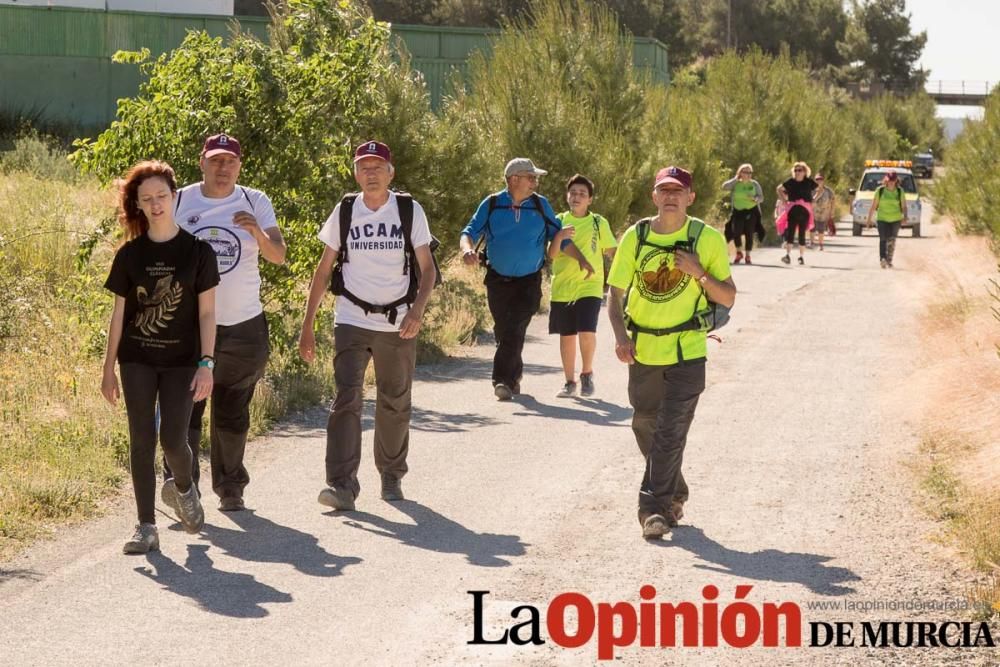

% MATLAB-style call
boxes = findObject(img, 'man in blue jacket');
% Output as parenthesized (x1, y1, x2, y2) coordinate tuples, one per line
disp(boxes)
(460, 158, 592, 400)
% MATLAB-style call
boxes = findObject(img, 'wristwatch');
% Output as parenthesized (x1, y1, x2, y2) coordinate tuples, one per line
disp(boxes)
(698, 272, 710, 285)
(198, 355, 215, 370)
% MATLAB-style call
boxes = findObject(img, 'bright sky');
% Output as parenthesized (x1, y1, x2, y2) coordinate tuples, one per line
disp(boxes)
(905, 0, 996, 118)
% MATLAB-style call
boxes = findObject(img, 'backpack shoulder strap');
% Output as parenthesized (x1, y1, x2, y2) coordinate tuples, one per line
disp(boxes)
(633, 218, 651, 260)
(239, 186, 255, 211)
(396, 193, 415, 275)
(687, 218, 705, 251)
(396, 192, 414, 247)
(530, 193, 561, 233)
(338, 194, 358, 262)
(479, 194, 499, 244)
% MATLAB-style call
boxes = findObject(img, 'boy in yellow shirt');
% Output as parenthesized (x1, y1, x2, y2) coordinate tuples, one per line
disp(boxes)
(548, 174, 617, 397)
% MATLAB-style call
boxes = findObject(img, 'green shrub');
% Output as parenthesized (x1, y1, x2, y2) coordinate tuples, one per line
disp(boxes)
(0, 132, 79, 183)
(438, 0, 646, 233)
(936, 89, 1000, 243)
(70, 0, 395, 320)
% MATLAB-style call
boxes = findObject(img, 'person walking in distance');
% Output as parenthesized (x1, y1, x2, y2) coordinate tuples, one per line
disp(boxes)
(776, 161, 818, 265)
(810, 172, 835, 251)
(459, 158, 592, 400)
(865, 170, 908, 268)
(101, 160, 218, 553)
(299, 141, 436, 510)
(163, 133, 286, 513)
(607, 166, 736, 540)
(721, 163, 763, 265)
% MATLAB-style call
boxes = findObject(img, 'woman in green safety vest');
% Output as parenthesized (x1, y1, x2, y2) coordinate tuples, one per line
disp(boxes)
(864, 171, 908, 269)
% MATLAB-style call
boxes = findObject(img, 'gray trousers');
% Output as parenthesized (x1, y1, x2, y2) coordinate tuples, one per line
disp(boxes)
(628, 360, 706, 520)
(326, 323, 416, 497)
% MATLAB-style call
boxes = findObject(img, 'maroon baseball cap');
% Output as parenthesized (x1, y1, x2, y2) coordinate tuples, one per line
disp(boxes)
(886, 170, 898, 181)
(201, 133, 241, 159)
(354, 140, 392, 164)
(654, 165, 692, 189)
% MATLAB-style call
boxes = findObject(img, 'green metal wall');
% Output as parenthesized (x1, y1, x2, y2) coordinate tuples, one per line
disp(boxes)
(0, 5, 668, 128)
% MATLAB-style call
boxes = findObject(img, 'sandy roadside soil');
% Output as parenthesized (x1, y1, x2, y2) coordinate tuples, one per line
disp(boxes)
(1, 205, 998, 666)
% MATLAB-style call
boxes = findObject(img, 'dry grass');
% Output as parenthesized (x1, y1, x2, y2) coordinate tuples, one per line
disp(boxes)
(903, 213, 1000, 621)
(0, 171, 126, 559)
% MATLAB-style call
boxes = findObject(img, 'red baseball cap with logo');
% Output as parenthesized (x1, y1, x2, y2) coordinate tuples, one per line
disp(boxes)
(201, 133, 241, 159)
(654, 165, 693, 189)
(354, 140, 392, 164)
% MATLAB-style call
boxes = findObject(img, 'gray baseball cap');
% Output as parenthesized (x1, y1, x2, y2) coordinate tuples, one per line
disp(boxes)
(504, 158, 548, 178)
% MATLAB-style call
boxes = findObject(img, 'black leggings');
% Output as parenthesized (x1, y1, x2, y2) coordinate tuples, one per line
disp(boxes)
(730, 207, 760, 251)
(784, 205, 809, 246)
(120, 363, 196, 524)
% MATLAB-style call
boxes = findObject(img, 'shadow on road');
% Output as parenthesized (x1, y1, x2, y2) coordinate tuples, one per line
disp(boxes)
(201, 510, 362, 578)
(136, 545, 292, 617)
(340, 501, 528, 567)
(660, 527, 860, 596)
(511, 394, 632, 426)
(410, 406, 504, 433)
(0, 568, 41, 584)
(419, 357, 561, 384)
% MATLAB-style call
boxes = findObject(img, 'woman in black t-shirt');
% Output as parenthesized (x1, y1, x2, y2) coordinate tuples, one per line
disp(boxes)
(776, 161, 818, 265)
(101, 160, 220, 554)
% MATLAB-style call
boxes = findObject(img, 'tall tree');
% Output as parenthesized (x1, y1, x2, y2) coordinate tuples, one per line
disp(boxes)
(839, 0, 928, 89)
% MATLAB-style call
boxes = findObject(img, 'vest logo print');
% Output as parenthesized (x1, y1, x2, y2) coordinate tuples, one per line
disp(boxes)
(636, 248, 690, 303)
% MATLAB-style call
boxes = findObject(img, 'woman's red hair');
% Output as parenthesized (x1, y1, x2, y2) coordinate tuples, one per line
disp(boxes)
(117, 160, 177, 241)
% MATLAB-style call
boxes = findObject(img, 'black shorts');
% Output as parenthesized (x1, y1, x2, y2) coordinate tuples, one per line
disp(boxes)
(548, 297, 602, 336)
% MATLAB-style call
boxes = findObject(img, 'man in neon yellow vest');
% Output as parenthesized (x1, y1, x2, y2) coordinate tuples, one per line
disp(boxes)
(607, 166, 737, 540)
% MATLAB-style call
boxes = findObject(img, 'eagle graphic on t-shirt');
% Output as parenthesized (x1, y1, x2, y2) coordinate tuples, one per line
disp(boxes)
(134, 274, 183, 335)
(642, 257, 685, 294)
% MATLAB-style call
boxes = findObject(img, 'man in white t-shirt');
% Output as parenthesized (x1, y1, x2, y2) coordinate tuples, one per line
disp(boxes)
(299, 140, 436, 510)
(163, 133, 287, 512)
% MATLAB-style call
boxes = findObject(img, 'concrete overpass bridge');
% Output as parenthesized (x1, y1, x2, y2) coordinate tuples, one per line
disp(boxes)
(851, 80, 992, 106)
(924, 80, 992, 106)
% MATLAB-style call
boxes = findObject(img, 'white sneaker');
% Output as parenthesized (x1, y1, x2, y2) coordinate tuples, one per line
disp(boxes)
(160, 478, 180, 513)
(174, 484, 204, 534)
(123, 523, 159, 554)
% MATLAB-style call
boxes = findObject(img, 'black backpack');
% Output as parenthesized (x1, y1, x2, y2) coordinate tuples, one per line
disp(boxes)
(329, 192, 442, 325)
(623, 217, 730, 339)
(474, 192, 562, 267)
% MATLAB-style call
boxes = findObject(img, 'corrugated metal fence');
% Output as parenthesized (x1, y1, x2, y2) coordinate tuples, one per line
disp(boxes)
(0, 5, 668, 128)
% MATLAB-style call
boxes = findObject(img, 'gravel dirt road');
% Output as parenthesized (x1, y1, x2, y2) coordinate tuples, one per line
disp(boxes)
(2, 207, 998, 665)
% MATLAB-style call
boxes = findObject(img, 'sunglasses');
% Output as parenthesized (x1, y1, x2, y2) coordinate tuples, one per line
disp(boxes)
(794, 168, 805, 173)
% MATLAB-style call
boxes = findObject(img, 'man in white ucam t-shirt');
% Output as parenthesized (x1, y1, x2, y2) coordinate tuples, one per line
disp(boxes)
(299, 140, 436, 510)
(163, 133, 287, 513)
